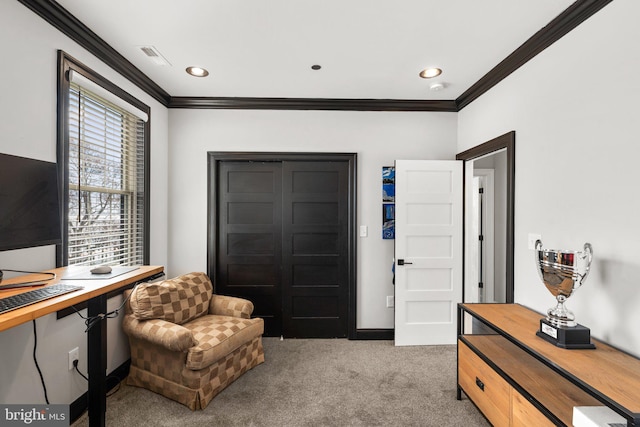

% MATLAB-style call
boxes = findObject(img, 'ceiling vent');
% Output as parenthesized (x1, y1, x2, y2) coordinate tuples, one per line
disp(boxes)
(138, 46, 171, 66)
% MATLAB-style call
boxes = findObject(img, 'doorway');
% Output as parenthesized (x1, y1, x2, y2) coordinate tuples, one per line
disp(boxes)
(207, 152, 357, 338)
(471, 169, 496, 303)
(456, 131, 515, 303)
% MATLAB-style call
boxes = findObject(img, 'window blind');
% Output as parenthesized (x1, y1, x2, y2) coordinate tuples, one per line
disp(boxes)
(68, 70, 148, 122)
(67, 81, 145, 266)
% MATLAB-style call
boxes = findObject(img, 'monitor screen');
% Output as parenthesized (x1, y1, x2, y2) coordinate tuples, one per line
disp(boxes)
(0, 153, 62, 251)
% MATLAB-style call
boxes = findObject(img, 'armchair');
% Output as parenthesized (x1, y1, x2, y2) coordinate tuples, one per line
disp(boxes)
(122, 272, 264, 410)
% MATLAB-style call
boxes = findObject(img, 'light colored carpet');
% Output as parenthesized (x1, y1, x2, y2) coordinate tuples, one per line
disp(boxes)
(73, 338, 488, 426)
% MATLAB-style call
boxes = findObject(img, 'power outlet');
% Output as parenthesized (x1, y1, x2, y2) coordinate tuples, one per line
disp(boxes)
(528, 233, 542, 250)
(68, 347, 79, 370)
(386, 295, 394, 308)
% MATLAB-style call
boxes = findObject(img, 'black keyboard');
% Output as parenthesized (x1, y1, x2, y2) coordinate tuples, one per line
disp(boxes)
(0, 284, 84, 315)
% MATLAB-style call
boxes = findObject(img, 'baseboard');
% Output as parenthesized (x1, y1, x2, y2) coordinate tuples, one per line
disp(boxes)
(70, 359, 131, 423)
(353, 328, 394, 340)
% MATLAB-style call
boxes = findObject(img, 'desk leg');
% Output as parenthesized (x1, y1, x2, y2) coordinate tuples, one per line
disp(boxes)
(456, 305, 462, 400)
(87, 294, 107, 427)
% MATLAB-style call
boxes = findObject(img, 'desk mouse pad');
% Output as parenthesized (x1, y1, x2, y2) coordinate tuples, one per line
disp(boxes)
(60, 266, 139, 280)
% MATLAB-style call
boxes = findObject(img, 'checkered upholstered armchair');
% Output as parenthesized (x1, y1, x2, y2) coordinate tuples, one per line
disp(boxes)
(122, 272, 264, 410)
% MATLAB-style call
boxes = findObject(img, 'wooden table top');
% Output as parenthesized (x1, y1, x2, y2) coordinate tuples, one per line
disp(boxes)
(0, 265, 164, 332)
(460, 303, 640, 415)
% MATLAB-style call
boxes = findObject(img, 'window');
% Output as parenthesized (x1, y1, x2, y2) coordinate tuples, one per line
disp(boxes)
(58, 51, 150, 267)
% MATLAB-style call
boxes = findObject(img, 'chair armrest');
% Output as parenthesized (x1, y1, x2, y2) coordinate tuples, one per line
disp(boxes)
(209, 295, 254, 319)
(122, 316, 196, 352)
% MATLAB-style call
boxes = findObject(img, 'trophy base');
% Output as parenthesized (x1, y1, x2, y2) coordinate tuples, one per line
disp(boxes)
(536, 318, 596, 349)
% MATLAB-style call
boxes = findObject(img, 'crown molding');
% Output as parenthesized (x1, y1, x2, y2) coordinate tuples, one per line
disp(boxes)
(455, 0, 613, 110)
(20, 0, 612, 112)
(169, 97, 458, 112)
(17, 0, 172, 106)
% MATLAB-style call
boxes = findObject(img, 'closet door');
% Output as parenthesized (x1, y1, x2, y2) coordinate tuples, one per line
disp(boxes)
(216, 161, 283, 336)
(213, 156, 352, 338)
(281, 161, 349, 338)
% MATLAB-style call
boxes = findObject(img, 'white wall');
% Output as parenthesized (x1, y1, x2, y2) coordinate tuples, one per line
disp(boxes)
(168, 109, 457, 329)
(0, 1, 169, 404)
(458, 0, 640, 356)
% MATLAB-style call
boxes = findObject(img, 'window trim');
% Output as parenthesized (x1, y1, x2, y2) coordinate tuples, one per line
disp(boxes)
(57, 50, 151, 267)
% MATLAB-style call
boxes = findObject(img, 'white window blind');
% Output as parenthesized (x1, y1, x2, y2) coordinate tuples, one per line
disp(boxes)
(68, 70, 149, 122)
(67, 81, 145, 266)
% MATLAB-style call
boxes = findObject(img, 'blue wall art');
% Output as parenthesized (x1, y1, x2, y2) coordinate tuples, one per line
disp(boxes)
(382, 166, 395, 239)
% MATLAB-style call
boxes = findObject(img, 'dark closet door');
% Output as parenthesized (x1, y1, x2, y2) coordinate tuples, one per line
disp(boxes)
(217, 161, 283, 336)
(214, 159, 349, 338)
(281, 161, 349, 338)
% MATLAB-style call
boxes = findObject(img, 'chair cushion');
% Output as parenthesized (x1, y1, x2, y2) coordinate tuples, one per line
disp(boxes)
(183, 315, 264, 370)
(129, 272, 213, 325)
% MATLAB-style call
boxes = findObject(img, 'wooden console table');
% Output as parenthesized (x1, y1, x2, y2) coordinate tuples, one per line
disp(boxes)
(457, 303, 640, 426)
(0, 265, 164, 427)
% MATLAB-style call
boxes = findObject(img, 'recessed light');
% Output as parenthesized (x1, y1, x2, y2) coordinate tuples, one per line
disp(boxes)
(186, 66, 209, 77)
(419, 67, 442, 79)
(311, 65, 322, 70)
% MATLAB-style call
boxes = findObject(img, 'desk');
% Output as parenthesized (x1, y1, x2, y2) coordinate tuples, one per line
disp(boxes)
(0, 265, 164, 427)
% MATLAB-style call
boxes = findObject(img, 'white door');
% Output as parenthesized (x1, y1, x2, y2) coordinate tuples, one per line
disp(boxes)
(394, 160, 463, 346)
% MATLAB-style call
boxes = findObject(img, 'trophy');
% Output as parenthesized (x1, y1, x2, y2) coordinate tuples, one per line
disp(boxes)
(534, 240, 595, 349)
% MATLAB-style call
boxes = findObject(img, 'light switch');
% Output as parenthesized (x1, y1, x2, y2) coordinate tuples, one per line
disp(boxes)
(359, 225, 368, 237)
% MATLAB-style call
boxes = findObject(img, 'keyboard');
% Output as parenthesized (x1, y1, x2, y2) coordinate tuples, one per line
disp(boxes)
(0, 284, 84, 315)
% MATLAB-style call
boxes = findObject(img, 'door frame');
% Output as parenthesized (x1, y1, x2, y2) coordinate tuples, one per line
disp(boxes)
(456, 131, 515, 303)
(207, 152, 358, 338)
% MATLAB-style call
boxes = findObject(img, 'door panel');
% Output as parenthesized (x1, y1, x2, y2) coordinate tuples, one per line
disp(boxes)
(282, 162, 349, 338)
(215, 158, 350, 338)
(217, 161, 283, 336)
(394, 160, 462, 346)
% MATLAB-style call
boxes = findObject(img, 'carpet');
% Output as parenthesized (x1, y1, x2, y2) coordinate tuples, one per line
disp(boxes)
(72, 338, 488, 426)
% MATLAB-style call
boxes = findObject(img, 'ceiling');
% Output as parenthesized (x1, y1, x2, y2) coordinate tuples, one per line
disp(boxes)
(53, 0, 576, 101)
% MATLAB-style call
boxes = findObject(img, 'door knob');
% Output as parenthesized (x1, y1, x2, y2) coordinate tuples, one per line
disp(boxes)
(397, 259, 413, 266)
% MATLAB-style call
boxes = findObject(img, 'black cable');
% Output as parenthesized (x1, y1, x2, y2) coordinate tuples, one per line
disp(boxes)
(69, 305, 102, 332)
(70, 282, 138, 332)
(73, 360, 122, 397)
(28, 278, 149, 406)
(32, 320, 50, 404)
(106, 374, 122, 397)
(107, 384, 121, 397)
(73, 359, 89, 381)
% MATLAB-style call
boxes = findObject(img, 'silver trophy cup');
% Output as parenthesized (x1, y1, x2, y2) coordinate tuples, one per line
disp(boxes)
(535, 240, 593, 328)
